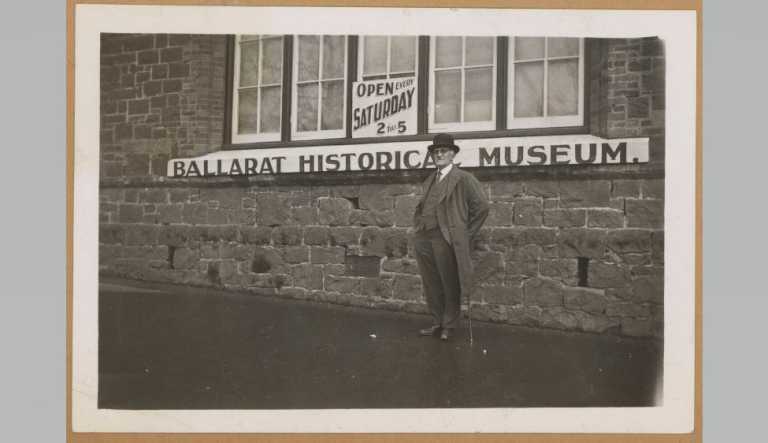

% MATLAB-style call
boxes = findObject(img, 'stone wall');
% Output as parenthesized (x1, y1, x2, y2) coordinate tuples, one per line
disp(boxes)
(99, 34, 665, 338)
(99, 177, 663, 338)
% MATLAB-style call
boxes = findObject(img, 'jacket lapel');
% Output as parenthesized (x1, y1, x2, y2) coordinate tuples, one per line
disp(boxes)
(438, 166, 460, 203)
(419, 170, 438, 205)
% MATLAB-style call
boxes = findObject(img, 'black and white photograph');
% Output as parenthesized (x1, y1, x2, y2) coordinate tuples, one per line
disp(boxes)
(72, 4, 697, 434)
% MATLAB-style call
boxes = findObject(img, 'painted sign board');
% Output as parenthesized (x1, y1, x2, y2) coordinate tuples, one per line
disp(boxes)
(351, 77, 417, 138)
(167, 135, 650, 178)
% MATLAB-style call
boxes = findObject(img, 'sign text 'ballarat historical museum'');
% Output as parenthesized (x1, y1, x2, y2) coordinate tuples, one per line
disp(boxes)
(167, 135, 649, 177)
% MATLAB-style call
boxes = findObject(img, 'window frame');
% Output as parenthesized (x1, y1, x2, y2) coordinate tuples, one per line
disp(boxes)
(357, 35, 419, 81)
(507, 37, 585, 129)
(230, 34, 284, 144)
(290, 35, 349, 141)
(428, 36, 498, 133)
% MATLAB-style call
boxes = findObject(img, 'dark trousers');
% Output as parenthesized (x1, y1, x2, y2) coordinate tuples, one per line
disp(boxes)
(413, 228, 461, 330)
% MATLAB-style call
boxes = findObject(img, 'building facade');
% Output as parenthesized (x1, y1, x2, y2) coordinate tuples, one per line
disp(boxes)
(99, 33, 665, 338)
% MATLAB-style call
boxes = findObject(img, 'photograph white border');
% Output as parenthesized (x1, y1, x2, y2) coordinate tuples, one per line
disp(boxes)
(73, 5, 697, 433)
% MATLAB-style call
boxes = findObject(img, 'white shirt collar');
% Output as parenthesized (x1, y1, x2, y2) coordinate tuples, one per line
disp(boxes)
(437, 163, 453, 181)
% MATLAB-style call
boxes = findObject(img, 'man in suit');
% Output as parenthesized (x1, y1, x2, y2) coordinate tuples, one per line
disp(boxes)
(413, 133, 490, 341)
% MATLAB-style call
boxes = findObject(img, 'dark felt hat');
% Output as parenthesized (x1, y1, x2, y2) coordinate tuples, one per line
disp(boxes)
(427, 133, 460, 153)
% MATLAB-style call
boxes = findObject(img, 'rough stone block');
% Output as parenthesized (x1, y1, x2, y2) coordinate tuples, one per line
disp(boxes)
(200, 187, 246, 210)
(626, 199, 663, 228)
(472, 252, 505, 284)
(651, 231, 664, 264)
(304, 226, 330, 246)
(254, 193, 291, 226)
(588, 261, 631, 288)
(489, 182, 524, 201)
(249, 247, 286, 273)
(524, 181, 559, 198)
(489, 227, 557, 249)
(523, 278, 564, 307)
(99, 225, 124, 244)
(283, 246, 309, 264)
(318, 198, 353, 226)
(393, 195, 420, 227)
(124, 225, 159, 245)
(392, 275, 422, 301)
(587, 209, 624, 228)
(558, 229, 606, 258)
(513, 199, 542, 226)
(220, 243, 254, 261)
(272, 226, 302, 245)
(345, 255, 380, 277)
(182, 203, 208, 225)
(478, 285, 522, 305)
(487, 202, 515, 227)
(118, 204, 143, 223)
(559, 180, 611, 208)
(291, 207, 317, 225)
(606, 229, 652, 253)
(172, 247, 199, 270)
(381, 258, 420, 275)
(539, 308, 580, 330)
(564, 286, 607, 314)
(360, 228, 409, 258)
(240, 226, 273, 245)
(325, 275, 360, 294)
(540, 259, 579, 285)
(169, 189, 190, 203)
(359, 185, 394, 211)
(543, 209, 586, 227)
(291, 264, 323, 290)
(631, 273, 664, 304)
(606, 301, 651, 318)
(360, 277, 394, 299)
(329, 227, 362, 246)
(158, 225, 191, 247)
(642, 179, 664, 199)
(310, 246, 346, 264)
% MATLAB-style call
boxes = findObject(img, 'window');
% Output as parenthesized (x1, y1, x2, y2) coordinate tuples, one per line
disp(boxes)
(429, 36, 497, 132)
(358, 36, 418, 81)
(508, 37, 584, 129)
(232, 35, 284, 143)
(292, 35, 348, 140)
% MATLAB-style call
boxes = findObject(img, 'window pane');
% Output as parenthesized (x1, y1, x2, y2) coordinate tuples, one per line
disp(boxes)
(321, 80, 344, 130)
(259, 86, 281, 133)
(548, 37, 579, 58)
(435, 36, 462, 68)
(434, 69, 461, 123)
(323, 36, 345, 79)
(514, 61, 544, 117)
(465, 37, 494, 66)
(239, 42, 259, 87)
(514, 37, 545, 60)
(240, 35, 260, 42)
(261, 37, 283, 85)
(298, 35, 320, 82)
(363, 36, 388, 76)
(297, 83, 318, 131)
(464, 67, 492, 122)
(390, 36, 416, 73)
(237, 89, 259, 134)
(548, 59, 579, 116)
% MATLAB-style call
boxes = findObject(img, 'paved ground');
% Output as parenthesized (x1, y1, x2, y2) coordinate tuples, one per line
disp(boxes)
(99, 277, 662, 410)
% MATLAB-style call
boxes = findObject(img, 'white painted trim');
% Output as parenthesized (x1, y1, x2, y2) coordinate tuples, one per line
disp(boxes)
(231, 35, 282, 144)
(291, 35, 348, 140)
(428, 36, 497, 132)
(508, 37, 585, 129)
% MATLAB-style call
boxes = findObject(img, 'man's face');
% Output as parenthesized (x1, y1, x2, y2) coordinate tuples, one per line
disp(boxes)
(432, 147, 456, 169)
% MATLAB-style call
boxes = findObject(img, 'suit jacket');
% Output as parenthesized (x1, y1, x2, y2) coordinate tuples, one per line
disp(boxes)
(413, 166, 490, 297)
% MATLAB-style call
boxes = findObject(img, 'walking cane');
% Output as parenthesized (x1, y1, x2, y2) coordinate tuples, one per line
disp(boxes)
(468, 299, 474, 346)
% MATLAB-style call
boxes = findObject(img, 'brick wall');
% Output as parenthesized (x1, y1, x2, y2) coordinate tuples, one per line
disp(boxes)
(100, 34, 227, 179)
(590, 37, 665, 163)
(99, 34, 664, 338)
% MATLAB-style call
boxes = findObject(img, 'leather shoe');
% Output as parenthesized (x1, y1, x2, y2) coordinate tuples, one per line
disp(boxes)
(440, 328, 453, 341)
(419, 325, 442, 336)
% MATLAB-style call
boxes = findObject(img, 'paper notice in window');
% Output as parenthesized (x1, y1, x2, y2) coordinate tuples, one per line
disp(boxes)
(352, 77, 418, 138)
